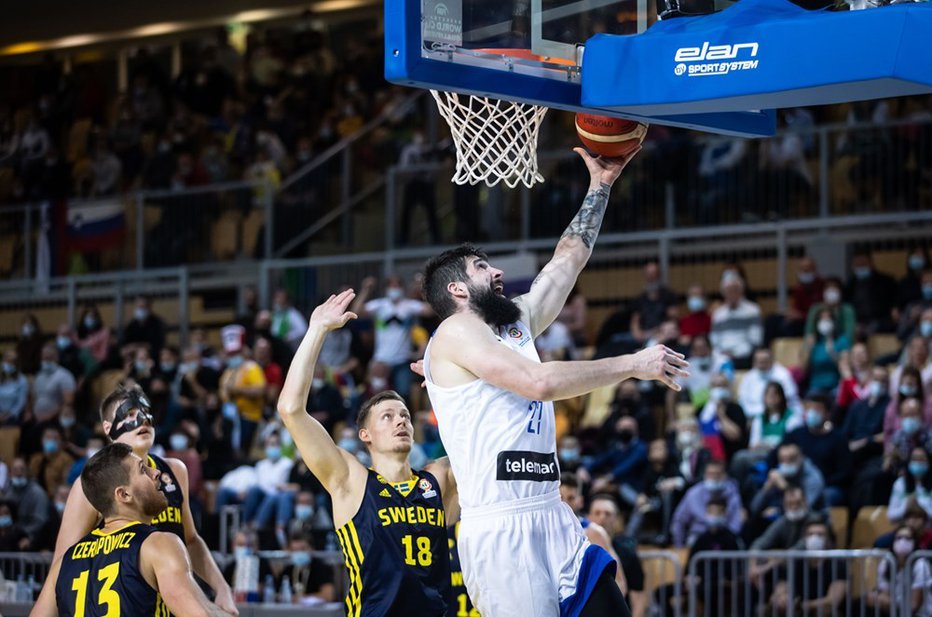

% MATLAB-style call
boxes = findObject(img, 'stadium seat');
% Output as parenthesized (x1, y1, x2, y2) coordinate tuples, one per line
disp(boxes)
(772, 338, 804, 369)
(868, 334, 900, 360)
(581, 384, 618, 428)
(829, 507, 849, 549)
(639, 547, 688, 598)
(850, 506, 896, 549)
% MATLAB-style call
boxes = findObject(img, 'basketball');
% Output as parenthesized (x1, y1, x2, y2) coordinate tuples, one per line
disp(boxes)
(575, 113, 648, 158)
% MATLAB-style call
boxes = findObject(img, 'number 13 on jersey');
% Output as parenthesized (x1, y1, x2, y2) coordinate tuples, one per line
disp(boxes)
(526, 401, 543, 434)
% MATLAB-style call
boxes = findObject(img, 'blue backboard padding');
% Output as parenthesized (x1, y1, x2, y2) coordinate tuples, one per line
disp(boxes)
(582, 0, 932, 115)
(384, 0, 776, 136)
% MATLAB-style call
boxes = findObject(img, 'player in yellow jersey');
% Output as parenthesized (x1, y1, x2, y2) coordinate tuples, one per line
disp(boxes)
(31, 443, 226, 617)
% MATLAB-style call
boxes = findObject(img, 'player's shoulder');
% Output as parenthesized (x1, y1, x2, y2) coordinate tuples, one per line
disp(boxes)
(141, 529, 187, 555)
(434, 312, 492, 341)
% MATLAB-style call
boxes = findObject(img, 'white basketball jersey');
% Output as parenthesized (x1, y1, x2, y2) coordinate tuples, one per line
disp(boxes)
(423, 320, 559, 510)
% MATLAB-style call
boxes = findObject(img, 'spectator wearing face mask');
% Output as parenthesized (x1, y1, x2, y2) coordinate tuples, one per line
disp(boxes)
(276, 533, 336, 603)
(231, 433, 294, 530)
(286, 490, 319, 543)
(898, 275, 932, 343)
(0, 349, 28, 427)
(270, 289, 308, 352)
(878, 499, 932, 550)
(66, 435, 105, 484)
(31, 343, 76, 425)
(119, 295, 165, 359)
(738, 348, 803, 427)
(223, 528, 274, 596)
(75, 304, 110, 363)
(845, 251, 898, 334)
(603, 379, 657, 444)
(885, 397, 932, 477)
(802, 308, 850, 395)
(843, 366, 892, 509)
(57, 405, 91, 459)
(0, 501, 28, 551)
(750, 487, 813, 552)
(630, 261, 679, 344)
(629, 439, 685, 544)
(750, 444, 825, 532)
(670, 460, 742, 547)
(869, 525, 932, 617)
(884, 368, 932, 450)
(696, 374, 748, 464)
(767, 520, 846, 615)
(836, 342, 872, 415)
(897, 249, 931, 312)
(805, 277, 856, 343)
(557, 435, 583, 473)
(1, 457, 50, 550)
(732, 382, 796, 503)
(220, 324, 267, 457)
(351, 275, 432, 404)
(887, 446, 932, 524)
(710, 273, 762, 370)
(779, 394, 850, 507)
(891, 335, 932, 396)
(580, 416, 647, 504)
(28, 426, 74, 497)
(672, 419, 712, 486)
(784, 257, 825, 337)
(15, 314, 43, 375)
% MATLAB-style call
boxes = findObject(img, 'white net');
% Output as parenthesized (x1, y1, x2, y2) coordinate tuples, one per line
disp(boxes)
(431, 90, 549, 189)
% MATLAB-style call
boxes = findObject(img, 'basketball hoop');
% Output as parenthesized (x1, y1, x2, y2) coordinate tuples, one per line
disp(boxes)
(431, 89, 548, 189)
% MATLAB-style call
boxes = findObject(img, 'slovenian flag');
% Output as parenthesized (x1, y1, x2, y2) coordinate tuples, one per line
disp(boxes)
(66, 199, 125, 252)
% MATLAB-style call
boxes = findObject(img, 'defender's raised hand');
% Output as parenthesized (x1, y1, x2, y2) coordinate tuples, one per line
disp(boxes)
(630, 344, 689, 391)
(309, 289, 358, 331)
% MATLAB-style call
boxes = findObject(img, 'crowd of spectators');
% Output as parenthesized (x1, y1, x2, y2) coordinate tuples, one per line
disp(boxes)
(0, 244, 930, 612)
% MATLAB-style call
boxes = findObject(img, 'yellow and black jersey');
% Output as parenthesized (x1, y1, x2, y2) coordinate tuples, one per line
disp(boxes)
(447, 521, 480, 617)
(147, 454, 185, 540)
(56, 521, 168, 617)
(338, 469, 451, 617)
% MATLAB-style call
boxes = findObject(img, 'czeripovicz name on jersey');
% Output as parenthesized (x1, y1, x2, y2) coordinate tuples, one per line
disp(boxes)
(496, 451, 559, 482)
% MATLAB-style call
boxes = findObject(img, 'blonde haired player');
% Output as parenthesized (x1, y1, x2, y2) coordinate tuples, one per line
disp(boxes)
(420, 147, 689, 616)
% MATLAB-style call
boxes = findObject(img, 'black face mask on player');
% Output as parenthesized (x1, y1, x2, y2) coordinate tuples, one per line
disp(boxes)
(108, 391, 155, 441)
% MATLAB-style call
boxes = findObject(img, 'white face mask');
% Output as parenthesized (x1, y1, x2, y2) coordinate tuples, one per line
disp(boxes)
(805, 534, 826, 551)
(823, 288, 841, 305)
(817, 319, 834, 337)
(386, 287, 404, 302)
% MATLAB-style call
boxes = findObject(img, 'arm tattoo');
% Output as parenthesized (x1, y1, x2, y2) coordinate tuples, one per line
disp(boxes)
(561, 182, 610, 249)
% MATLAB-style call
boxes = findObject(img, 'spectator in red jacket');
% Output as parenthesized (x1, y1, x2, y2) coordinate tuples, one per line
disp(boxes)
(679, 284, 711, 345)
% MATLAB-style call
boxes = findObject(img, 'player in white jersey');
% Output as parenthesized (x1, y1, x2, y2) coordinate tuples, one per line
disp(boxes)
(420, 146, 689, 617)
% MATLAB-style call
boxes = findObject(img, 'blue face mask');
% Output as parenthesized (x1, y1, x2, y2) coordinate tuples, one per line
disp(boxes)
(265, 446, 282, 461)
(295, 504, 314, 521)
(704, 479, 724, 492)
(900, 384, 918, 398)
(234, 546, 251, 559)
(0, 515, 11, 527)
(43, 439, 59, 455)
(909, 461, 929, 478)
(687, 296, 706, 312)
(921, 321, 932, 339)
(706, 515, 726, 529)
(854, 266, 871, 280)
(560, 448, 581, 464)
(923, 285, 932, 301)
(805, 409, 824, 429)
(1, 362, 14, 375)
(56, 336, 71, 350)
(778, 463, 800, 477)
(909, 255, 926, 271)
(901, 417, 921, 435)
(290, 552, 312, 567)
(227, 356, 243, 369)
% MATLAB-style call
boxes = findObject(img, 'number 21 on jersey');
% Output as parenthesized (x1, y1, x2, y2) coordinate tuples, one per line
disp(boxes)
(526, 401, 543, 434)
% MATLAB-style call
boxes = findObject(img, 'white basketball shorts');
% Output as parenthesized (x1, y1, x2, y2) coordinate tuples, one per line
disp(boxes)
(457, 491, 615, 617)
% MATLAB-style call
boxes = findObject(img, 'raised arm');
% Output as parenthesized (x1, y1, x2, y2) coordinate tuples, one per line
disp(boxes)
(277, 290, 369, 504)
(142, 532, 228, 617)
(516, 147, 640, 338)
(431, 312, 687, 400)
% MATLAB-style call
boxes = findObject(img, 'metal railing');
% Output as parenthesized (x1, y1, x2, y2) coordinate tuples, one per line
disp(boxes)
(687, 549, 898, 617)
(2, 112, 929, 280)
(641, 549, 684, 617)
(902, 550, 932, 617)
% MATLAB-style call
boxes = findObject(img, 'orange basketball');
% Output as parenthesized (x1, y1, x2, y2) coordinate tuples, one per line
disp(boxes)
(575, 114, 648, 158)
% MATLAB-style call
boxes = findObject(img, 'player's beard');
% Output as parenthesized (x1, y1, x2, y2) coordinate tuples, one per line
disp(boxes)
(141, 485, 169, 518)
(468, 283, 521, 328)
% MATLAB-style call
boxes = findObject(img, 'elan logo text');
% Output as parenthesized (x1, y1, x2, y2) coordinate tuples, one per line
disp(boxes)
(674, 42, 759, 62)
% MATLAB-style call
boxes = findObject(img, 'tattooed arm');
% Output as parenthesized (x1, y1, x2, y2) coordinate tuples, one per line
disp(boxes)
(516, 146, 641, 338)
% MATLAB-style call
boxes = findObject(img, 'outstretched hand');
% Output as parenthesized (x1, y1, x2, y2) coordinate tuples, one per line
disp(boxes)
(309, 289, 358, 331)
(574, 146, 642, 189)
(630, 344, 689, 391)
